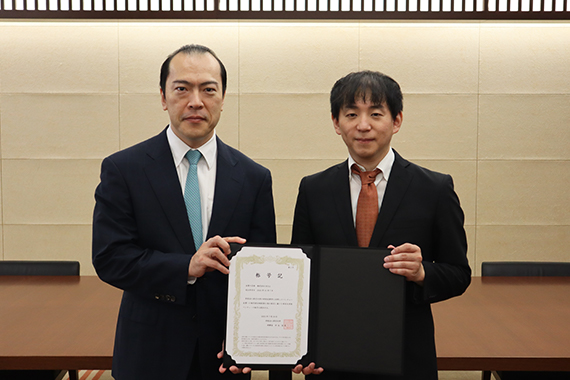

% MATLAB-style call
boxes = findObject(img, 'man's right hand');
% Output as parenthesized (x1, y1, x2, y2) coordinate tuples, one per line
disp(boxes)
(293, 362, 324, 375)
(188, 236, 246, 278)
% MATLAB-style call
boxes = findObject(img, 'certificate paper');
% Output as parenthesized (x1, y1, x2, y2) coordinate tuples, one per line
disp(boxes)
(226, 246, 310, 365)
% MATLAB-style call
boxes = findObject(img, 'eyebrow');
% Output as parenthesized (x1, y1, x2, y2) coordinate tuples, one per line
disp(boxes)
(172, 80, 219, 88)
(343, 102, 385, 110)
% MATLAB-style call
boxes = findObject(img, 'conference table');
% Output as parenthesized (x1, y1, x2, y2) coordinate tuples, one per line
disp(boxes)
(0, 276, 119, 370)
(434, 276, 570, 372)
(1, 276, 569, 373)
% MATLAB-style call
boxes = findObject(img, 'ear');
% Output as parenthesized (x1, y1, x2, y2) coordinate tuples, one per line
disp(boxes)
(160, 89, 168, 111)
(332, 114, 342, 136)
(392, 111, 403, 134)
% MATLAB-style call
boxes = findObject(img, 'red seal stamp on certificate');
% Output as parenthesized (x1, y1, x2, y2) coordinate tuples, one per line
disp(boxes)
(283, 319, 294, 330)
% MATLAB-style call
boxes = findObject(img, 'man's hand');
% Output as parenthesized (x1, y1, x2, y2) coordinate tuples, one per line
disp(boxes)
(293, 362, 324, 375)
(217, 344, 251, 374)
(188, 236, 246, 278)
(384, 243, 425, 285)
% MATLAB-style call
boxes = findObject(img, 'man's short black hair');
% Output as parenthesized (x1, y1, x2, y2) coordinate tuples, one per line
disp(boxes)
(330, 70, 403, 120)
(160, 44, 227, 96)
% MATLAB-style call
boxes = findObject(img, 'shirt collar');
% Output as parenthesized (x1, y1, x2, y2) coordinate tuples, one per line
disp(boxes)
(166, 126, 217, 169)
(348, 148, 395, 182)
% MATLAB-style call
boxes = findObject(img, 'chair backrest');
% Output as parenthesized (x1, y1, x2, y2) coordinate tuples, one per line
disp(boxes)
(481, 261, 570, 277)
(0, 260, 80, 276)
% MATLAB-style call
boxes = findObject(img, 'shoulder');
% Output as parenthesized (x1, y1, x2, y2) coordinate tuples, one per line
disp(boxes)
(297, 161, 347, 195)
(104, 129, 168, 167)
(217, 138, 270, 175)
(394, 150, 452, 187)
(301, 161, 346, 184)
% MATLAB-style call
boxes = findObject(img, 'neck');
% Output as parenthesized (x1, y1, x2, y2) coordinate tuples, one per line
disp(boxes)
(354, 147, 391, 172)
(353, 157, 382, 172)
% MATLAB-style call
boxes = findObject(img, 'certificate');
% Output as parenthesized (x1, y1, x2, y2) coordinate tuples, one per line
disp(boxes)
(225, 245, 310, 365)
(224, 244, 404, 375)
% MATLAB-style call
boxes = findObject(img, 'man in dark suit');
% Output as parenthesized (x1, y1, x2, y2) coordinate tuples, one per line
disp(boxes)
(92, 45, 276, 380)
(291, 71, 471, 380)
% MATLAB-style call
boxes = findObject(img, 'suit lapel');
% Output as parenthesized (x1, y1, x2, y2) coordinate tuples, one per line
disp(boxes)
(143, 130, 195, 254)
(207, 138, 243, 237)
(331, 161, 359, 246)
(369, 151, 413, 247)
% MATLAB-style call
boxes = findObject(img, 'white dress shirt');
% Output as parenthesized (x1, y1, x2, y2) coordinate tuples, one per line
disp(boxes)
(348, 148, 395, 226)
(166, 126, 217, 243)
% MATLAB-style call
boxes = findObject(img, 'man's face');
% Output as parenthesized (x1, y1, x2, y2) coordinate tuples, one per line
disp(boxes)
(333, 99, 402, 171)
(161, 52, 224, 149)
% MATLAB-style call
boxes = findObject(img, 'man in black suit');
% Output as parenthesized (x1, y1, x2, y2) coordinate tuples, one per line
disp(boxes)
(291, 71, 471, 379)
(92, 45, 276, 380)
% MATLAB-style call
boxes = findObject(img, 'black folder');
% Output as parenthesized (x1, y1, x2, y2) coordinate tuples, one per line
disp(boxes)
(224, 244, 405, 376)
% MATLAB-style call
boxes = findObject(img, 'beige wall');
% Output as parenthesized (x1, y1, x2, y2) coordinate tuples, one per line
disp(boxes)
(0, 21, 568, 275)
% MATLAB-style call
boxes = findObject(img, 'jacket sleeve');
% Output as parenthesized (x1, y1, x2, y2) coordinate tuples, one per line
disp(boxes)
(92, 156, 192, 305)
(247, 169, 277, 245)
(291, 177, 316, 245)
(414, 174, 471, 304)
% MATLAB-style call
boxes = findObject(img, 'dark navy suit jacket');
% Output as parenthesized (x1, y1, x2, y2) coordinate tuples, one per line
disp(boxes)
(92, 129, 276, 380)
(291, 151, 471, 380)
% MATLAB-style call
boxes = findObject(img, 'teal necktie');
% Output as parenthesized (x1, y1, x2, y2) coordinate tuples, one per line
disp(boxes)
(184, 150, 203, 251)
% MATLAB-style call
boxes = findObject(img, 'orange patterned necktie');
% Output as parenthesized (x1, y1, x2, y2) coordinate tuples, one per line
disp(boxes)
(351, 164, 382, 247)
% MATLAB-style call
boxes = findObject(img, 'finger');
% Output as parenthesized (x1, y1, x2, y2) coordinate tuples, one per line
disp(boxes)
(206, 236, 243, 266)
(207, 247, 231, 268)
(303, 365, 315, 375)
(306, 366, 324, 375)
(390, 243, 420, 255)
(384, 261, 419, 276)
(214, 235, 246, 257)
(193, 250, 230, 275)
(223, 236, 247, 244)
(302, 362, 319, 375)
(384, 259, 421, 271)
(292, 364, 303, 374)
(388, 266, 414, 275)
(229, 366, 251, 374)
(385, 252, 422, 263)
(203, 256, 230, 275)
(219, 364, 227, 374)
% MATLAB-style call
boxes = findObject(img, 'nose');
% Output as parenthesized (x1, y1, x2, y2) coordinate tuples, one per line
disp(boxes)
(186, 89, 204, 109)
(356, 116, 372, 131)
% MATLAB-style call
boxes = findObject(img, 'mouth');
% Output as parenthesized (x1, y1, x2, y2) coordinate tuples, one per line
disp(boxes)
(183, 115, 206, 123)
(356, 138, 374, 144)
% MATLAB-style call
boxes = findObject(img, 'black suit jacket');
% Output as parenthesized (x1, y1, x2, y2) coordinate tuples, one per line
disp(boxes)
(291, 151, 471, 380)
(92, 129, 276, 380)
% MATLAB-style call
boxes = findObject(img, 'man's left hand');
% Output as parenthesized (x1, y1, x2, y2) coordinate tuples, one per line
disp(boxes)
(384, 243, 425, 285)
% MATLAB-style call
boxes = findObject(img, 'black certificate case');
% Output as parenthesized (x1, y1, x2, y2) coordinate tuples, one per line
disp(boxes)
(224, 243, 405, 376)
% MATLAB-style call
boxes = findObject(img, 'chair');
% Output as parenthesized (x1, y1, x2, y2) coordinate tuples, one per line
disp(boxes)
(0, 260, 79, 276)
(0, 260, 80, 380)
(481, 261, 570, 277)
(481, 261, 570, 380)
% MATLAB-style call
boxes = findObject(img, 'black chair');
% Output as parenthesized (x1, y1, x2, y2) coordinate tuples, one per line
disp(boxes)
(0, 260, 79, 276)
(0, 260, 80, 380)
(481, 261, 570, 277)
(481, 261, 570, 380)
